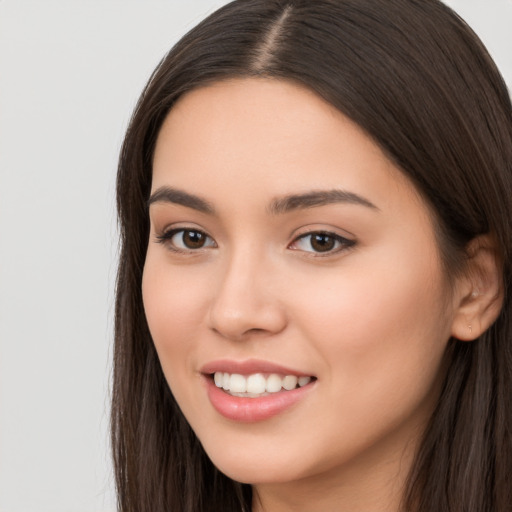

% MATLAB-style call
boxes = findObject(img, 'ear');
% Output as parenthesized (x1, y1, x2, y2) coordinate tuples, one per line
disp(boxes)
(450, 235, 503, 341)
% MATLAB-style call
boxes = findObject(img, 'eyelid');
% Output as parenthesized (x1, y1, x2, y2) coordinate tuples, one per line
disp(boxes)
(155, 226, 217, 253)
(288, 229, 356, 256)
(153, 224, 355, 256)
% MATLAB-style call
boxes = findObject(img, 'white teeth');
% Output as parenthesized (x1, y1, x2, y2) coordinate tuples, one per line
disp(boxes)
(247, 373, 267, 394)
(229, 373, 247, 393)
(266, 374, 283, 393)
(282, 375, 298, 390)
(213, 371, 313, 395)
(298, 376, 311, 387)
(222, 372, 230, 390)
(214, 372, 223, 387)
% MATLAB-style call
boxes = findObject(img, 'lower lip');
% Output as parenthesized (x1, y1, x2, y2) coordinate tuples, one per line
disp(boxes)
(204, 376, 314, 423)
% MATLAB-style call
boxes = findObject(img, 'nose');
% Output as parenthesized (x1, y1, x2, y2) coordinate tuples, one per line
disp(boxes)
(208, 250, 287, 341)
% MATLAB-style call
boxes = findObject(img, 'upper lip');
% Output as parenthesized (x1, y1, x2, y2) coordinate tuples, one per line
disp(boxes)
(200, 358, 314, 377)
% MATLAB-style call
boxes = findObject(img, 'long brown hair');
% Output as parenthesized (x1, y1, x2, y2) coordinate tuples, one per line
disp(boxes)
(112, 1, 512, 510)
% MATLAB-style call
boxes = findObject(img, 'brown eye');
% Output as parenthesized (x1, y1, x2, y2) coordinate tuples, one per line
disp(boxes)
(289, 231, 355, 255)
(182, 230, 207, 249)
(157, 228, 216, 251)
(310, 233, 336, 252)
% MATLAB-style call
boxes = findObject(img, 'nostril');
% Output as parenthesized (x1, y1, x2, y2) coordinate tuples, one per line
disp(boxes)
(246, 328, 268, 335)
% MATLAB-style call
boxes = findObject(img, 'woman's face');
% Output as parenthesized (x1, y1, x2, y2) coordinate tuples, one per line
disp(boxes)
(143, 78, 460, 491)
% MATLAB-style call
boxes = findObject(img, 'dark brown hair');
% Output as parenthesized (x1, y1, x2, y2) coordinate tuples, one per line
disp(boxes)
(112, 1, 512, 510)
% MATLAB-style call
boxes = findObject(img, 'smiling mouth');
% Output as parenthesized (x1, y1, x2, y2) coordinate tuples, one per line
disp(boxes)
(212, 371, 315, 397)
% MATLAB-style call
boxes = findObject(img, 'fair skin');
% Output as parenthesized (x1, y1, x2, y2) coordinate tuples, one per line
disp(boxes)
(142, 78, 496, 511)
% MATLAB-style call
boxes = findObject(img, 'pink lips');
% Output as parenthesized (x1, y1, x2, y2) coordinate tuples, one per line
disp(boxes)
(201, 359, 315, 423)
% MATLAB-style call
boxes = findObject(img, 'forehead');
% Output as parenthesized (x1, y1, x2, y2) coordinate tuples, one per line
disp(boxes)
(151, 78, 425, 216)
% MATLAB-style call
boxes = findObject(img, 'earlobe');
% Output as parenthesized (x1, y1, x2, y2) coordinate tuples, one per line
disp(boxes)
(450, 235, 503, 341)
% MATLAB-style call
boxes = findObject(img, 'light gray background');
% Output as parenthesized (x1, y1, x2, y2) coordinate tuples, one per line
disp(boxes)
(0, 1, 510, 511)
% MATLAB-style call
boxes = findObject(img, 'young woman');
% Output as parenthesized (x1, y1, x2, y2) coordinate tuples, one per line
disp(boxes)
(112, 1, 512, 510)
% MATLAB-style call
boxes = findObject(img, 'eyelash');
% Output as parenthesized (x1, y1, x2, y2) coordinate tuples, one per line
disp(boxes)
(156, 228, 216, 253)
(289, 231, 355, 256)
(156, 228, 355, 256)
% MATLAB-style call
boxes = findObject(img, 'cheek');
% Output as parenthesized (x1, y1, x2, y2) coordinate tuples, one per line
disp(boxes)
(141, 256, 215, 429)
(272, 252, 453, 471)
(141, 254, 210, 370)
(291, 246, 452, 402)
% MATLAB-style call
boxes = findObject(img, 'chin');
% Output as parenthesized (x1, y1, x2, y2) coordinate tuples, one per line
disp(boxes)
(215, 460, 301, 485)
(200, 438, 306, 485)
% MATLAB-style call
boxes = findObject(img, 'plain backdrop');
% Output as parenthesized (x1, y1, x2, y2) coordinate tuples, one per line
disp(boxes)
(0, 1, 510, 511)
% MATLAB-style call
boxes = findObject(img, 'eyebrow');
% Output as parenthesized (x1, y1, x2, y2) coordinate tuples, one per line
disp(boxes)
(147, 186, 378, 215)
(147, 186, 215, 214)
(268, 189, 379, 214)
